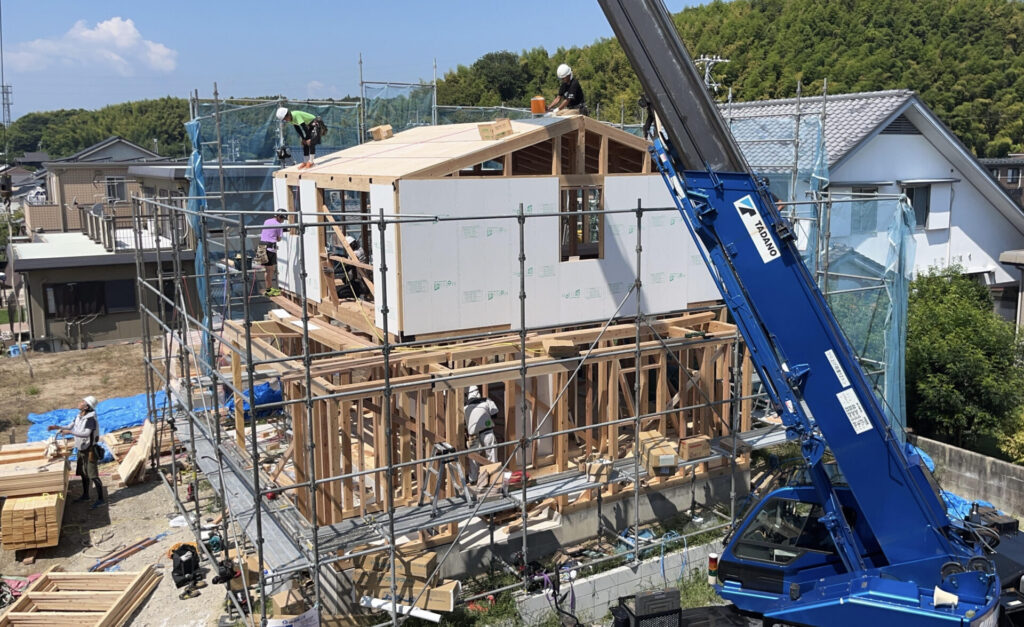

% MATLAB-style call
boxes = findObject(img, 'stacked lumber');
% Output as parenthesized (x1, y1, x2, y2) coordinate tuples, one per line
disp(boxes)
(0, 443, 69, 499)
(352, 550, 438, 579)
(102, 421, 176, 462)
(116, 419, 156, 485)
(1, 493, 65, 550)
(0, 565, 162, 626)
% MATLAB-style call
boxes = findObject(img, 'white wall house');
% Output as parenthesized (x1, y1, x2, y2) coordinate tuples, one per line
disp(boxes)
(727, 90, 1024, 292)
(271, 116, 720, 339)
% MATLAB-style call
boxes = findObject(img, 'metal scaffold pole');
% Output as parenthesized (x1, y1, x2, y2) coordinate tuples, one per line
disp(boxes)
(378, 208, 399, 627)
(631, 199, 643, 563)
(517, 202, 529, 576)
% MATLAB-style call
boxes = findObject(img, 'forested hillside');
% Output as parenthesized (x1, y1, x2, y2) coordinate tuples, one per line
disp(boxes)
(439, 0, 1024, 157)
(6, 0, 1024, 160)
(6, 97, 189, 160)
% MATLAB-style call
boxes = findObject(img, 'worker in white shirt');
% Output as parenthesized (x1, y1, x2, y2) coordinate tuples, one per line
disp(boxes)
(464, 386, 499, 485)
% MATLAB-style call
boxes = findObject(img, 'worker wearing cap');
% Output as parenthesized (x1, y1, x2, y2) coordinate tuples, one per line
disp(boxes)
(464, 386, 500, 485)
(548, 64, 586, 115)
(58, 396, 104, 508)
(260, 208, 287, 297)
(276, 107, 320, 169)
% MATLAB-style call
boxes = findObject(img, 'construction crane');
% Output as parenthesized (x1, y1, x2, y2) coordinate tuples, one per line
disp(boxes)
(598, 1, 1024, 625)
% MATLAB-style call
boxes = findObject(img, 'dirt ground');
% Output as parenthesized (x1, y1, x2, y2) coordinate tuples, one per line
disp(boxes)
(0, 341, 155, 435)
(0, 465, 226, 625)
(0, 344, 228, 625)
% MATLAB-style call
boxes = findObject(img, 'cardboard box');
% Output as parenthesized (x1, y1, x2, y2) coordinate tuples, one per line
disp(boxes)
(356, 551, 438, 580)
(353, 569, 461, 612)
(584, 460, 612, 483)
(644, 444, 678, 477)
(680, 435, 711, 461)
(271, 583, 307, 616)
(477, 118, 513, 141)
(369, 124, 393, 141)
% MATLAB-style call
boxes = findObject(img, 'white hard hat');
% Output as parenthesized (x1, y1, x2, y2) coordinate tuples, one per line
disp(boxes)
(275, 107, 289, 121)
(467, 386, 481, 400)
(82, 396, 97, 409)
(557, 63, 572, 79)
(275, 207, 288, 214)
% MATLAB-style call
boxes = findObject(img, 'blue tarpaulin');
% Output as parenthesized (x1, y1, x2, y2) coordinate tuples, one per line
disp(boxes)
(224, 382, 282, 420)
(26, 391, 167, 462)
(909, 444, 1000, 519)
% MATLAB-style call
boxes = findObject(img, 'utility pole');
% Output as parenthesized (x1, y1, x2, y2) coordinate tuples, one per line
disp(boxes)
(694, 54, 729, 93)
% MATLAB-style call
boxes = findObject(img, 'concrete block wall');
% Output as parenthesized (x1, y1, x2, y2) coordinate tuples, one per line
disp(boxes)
(914, 435, 1024, 516)
(517, 539, 723, 623)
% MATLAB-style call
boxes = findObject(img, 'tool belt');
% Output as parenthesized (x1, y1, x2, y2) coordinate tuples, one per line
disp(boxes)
(255, 243, 270, 265)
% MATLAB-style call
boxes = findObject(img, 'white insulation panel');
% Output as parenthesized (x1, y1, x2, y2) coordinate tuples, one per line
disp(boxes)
(393, 176, 720, 337)
(371, 184, 400, 331)
(275, 179, 321, 302)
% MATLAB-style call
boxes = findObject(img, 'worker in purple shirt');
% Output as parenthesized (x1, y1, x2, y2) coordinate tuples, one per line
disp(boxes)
(259, 208, 287, 297)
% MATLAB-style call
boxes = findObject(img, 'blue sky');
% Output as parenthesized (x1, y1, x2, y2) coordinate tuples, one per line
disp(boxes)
(1, 0, 704, 120)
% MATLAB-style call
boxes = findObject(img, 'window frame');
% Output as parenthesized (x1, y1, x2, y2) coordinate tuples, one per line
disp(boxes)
(850, 186, 878, 234)
(902, 184, 931, 229)
(105, 176, 127, 203)
(559, 185, 604, 262)
(1008, 168, 1020, 185)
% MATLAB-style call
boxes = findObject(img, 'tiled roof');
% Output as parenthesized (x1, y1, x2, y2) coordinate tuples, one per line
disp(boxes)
(720, 90, 915, 169)
(980, 156, 1024, 167)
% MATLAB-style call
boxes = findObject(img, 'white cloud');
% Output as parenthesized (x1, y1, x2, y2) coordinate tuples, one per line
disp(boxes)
(9, 17, 177, 76)
(306, 80, 326, 98)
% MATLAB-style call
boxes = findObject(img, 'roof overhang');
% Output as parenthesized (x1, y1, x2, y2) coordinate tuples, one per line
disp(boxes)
(12, 250, 195, 272)
(836, 96, 1024, 234)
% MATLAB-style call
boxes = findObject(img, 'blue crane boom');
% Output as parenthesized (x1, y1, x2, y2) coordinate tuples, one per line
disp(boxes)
(597, 1, 1018, 624)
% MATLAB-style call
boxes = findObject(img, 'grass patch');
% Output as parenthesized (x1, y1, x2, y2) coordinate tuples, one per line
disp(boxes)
(678, 571, 723, 608)
(26, 385, 40, 396)
(0, 308, 24, 325)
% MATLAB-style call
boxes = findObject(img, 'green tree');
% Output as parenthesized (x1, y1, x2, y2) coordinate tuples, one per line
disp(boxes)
(906, 266, 1024, 447)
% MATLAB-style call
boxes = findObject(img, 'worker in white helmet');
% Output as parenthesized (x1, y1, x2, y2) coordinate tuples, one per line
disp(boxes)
(464, 386, 500, 485)
(547, 63, 586, 115)
(55, 396, 105, 508)
(276, 107, 323, 170)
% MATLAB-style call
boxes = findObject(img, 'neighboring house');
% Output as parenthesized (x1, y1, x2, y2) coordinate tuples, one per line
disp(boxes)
(726, 90, 1024, 319)
(5, 205, 195, 350)
(25, 136, 162, 233)
(15, 151, 51, 171)
(981, 153, 1024, 210)
(272, 115, 719, 339)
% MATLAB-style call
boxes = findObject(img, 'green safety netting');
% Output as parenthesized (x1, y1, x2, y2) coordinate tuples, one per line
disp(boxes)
(436, 106, 533, 124)
(728, 111, 912, 437)
(185, 99, 363, 326)
(361, 83, 435, 137)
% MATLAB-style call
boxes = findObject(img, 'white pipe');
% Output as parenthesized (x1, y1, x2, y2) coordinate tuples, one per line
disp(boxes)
(359, 595, 441, 623)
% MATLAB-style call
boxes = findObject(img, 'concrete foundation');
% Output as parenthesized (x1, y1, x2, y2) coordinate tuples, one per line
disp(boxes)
(435, 465, 745, 579)
(517, 539, 724, 623)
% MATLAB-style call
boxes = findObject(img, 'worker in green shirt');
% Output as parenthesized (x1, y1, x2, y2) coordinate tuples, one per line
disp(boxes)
(276, 107, 322, 169)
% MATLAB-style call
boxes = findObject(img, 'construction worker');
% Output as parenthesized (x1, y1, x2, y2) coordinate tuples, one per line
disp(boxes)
(259, 208, 287, 297)
(276, 107, 322, 169)
(464, 386, 499, 485)
(548, 63, 586, 115)
(58, 396, 104, 508)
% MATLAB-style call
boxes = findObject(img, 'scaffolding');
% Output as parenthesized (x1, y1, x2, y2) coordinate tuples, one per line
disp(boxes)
(132, 190, 779, 625)
(128, 84, 915, 626)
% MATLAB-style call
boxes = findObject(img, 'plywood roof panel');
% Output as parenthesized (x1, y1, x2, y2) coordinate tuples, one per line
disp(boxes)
(277, 115, 649, 183)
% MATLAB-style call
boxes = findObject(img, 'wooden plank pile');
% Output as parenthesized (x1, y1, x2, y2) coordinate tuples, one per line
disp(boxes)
(0, 565, 162, 626)
(116, 419, 156, 485)
(0, 493, 65, 550)
(0, 442, 69, 499)
(0, 441, 70, 552)
(102, 421, 176, 463)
